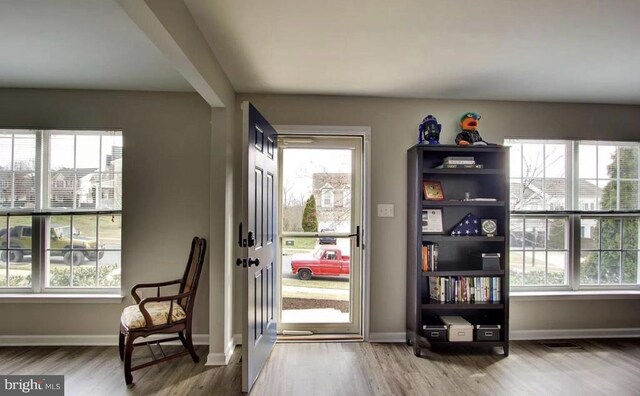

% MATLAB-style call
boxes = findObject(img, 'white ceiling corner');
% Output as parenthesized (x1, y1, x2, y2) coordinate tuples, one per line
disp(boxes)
(185, 0, 640, 105)
(0, 0, 193, 92)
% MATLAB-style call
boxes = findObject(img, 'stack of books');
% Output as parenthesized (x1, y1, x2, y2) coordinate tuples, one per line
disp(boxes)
(428, 276, 501, 303)
(436, 156, 483, 169)
(421, 242, 439, 272)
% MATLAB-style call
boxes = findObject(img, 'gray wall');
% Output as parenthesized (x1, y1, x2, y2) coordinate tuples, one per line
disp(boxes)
(2, 88, 638, 341)
(0, 88, 212, 336)
(236, 93, 640, 335)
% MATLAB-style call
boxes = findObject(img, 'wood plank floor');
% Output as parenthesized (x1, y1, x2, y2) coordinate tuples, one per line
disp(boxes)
(1, 339, 639, 395)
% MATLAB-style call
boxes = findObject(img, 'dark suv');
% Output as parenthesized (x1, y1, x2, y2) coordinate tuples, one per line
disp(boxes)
(318, 228, 337, 245)
(0, 225, 104, 264)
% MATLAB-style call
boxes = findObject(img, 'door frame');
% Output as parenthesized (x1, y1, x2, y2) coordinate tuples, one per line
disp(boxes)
(273, 125, 371, 340)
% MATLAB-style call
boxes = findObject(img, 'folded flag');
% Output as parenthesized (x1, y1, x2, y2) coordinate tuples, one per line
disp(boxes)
(450, 213, 480, 236)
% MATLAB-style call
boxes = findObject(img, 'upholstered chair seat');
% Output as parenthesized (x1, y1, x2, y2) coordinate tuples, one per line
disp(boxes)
(121, 302, 187, 329)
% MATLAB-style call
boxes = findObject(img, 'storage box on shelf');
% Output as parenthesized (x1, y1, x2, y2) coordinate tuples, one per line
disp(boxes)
(441, 316, 474, 342)
(406, 144, 509, 357)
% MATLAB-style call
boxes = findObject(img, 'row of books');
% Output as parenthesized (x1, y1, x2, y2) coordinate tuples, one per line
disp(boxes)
(428, 276, 501, 303)
(421, 242, 439, 271)
(435, 156, 484, 169)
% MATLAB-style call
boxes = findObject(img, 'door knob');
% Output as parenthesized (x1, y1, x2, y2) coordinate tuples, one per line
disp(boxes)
(247, 258, 260, 267)
(236, 258, 246, 267)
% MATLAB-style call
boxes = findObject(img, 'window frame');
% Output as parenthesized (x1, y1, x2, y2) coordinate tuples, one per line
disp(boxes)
(507, 139, 640, 291)
(509, 214, 571, 291)
(0, 128, 122, 295)
(321, 187, 334, 208)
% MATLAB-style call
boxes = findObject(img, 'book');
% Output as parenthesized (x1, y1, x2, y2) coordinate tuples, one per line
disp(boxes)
(422, 245, 429, 272)
(443, 156, 474, 162)
(421, 242, 439, 271)
(428, 276, 501, 303)
(436, 164, 484, 169)
(443, 160, 476, 165)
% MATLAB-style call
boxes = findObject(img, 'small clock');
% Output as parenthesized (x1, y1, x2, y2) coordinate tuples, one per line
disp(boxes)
(481, 219, 497, 236)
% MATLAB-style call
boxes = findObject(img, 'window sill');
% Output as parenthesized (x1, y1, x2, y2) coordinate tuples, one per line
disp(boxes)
(0, 294, 125, 303)
(510, 290, 640, 301)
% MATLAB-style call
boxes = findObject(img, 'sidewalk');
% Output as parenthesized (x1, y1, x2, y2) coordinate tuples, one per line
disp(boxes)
(282, 285, 349, 301)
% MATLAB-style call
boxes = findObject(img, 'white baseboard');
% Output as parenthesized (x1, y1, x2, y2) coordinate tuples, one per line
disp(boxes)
(510, 328, 640, 340)
(369, 328, 640, 343)
(0, 334, 209, 346)
(6, 329, 636, 349)
(205, 352, 227, 366)
(205, 333, 242, 366)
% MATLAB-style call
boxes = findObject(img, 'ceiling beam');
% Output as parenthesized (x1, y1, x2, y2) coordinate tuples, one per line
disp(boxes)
(116, 0, 235, 108)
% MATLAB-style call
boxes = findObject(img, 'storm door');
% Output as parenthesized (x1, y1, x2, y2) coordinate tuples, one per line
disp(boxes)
(277, 135, 364, 336)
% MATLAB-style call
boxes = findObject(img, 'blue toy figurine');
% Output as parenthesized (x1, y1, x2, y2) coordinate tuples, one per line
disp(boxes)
(418, 115, 441, 144)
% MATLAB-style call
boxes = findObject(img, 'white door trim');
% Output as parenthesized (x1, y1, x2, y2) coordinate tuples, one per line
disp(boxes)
(274, 125, 371, 340)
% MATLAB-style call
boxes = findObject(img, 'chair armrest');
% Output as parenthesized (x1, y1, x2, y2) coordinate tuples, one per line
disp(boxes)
(138, 291, 191, 328)
(131, 279, 182, 303)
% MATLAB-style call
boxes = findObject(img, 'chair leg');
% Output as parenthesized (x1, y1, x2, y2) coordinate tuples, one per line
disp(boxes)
(124, 334, 135, 385)
(180, 330, 199, 363)
(118, 329, 125, 361)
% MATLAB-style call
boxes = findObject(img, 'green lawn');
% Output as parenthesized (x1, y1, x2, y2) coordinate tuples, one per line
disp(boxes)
(2, 214, 121, 240)
(282, 277, 349, 290)
(51, 214, 121, 240)
(282, 237, 317, 251)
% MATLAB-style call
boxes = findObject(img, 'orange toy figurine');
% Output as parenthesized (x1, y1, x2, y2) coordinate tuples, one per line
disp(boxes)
(455, 112, 489, 146)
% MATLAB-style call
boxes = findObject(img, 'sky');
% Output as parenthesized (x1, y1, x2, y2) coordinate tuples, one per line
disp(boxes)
(282, 148, 352, 204)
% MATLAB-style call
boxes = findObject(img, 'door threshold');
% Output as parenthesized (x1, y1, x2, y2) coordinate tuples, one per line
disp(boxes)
(277, 334, 364, 343)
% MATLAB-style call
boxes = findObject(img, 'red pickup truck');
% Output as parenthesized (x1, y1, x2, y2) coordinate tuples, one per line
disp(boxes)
(291, 246, 350, 280)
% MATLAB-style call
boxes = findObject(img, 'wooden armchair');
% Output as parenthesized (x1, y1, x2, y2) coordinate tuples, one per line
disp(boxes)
(118, 237, 207, 385)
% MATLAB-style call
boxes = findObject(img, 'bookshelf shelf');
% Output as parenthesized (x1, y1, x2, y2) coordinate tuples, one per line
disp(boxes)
(407, 144, 510, 357)
(426, 341, 505, 348)
(412, 145, 505, 153)
(423, 168, 505, 175)
(422, 235, 505, 242)
(422, 270, 505, 277)
(421, 302, 504, 310)
(423, 200, 505, 207)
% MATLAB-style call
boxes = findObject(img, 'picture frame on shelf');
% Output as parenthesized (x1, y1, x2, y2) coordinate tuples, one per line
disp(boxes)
(423, 180, 445, 201)
(422, 209, 444, 233)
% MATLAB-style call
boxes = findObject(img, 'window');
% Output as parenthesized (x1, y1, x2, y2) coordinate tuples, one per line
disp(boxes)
(321, 186, 334, 208)
(580, 217, 639, 285)
(0, 129, 122, 292)
(506, 139, 639, 290)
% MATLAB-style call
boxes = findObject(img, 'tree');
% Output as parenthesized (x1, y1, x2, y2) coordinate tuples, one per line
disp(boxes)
(511, 144, 564, 210)
(581, 146, 638, 284)
(282, 177, 304, 232)
(302, 195, 318, 232)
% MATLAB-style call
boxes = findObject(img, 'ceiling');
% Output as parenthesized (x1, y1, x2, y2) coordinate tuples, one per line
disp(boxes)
(185, 0, 640, 104)
(0, 0, 192, 92)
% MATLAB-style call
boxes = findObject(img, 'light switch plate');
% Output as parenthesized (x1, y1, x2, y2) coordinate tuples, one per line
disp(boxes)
(377, 204, 394, 217)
